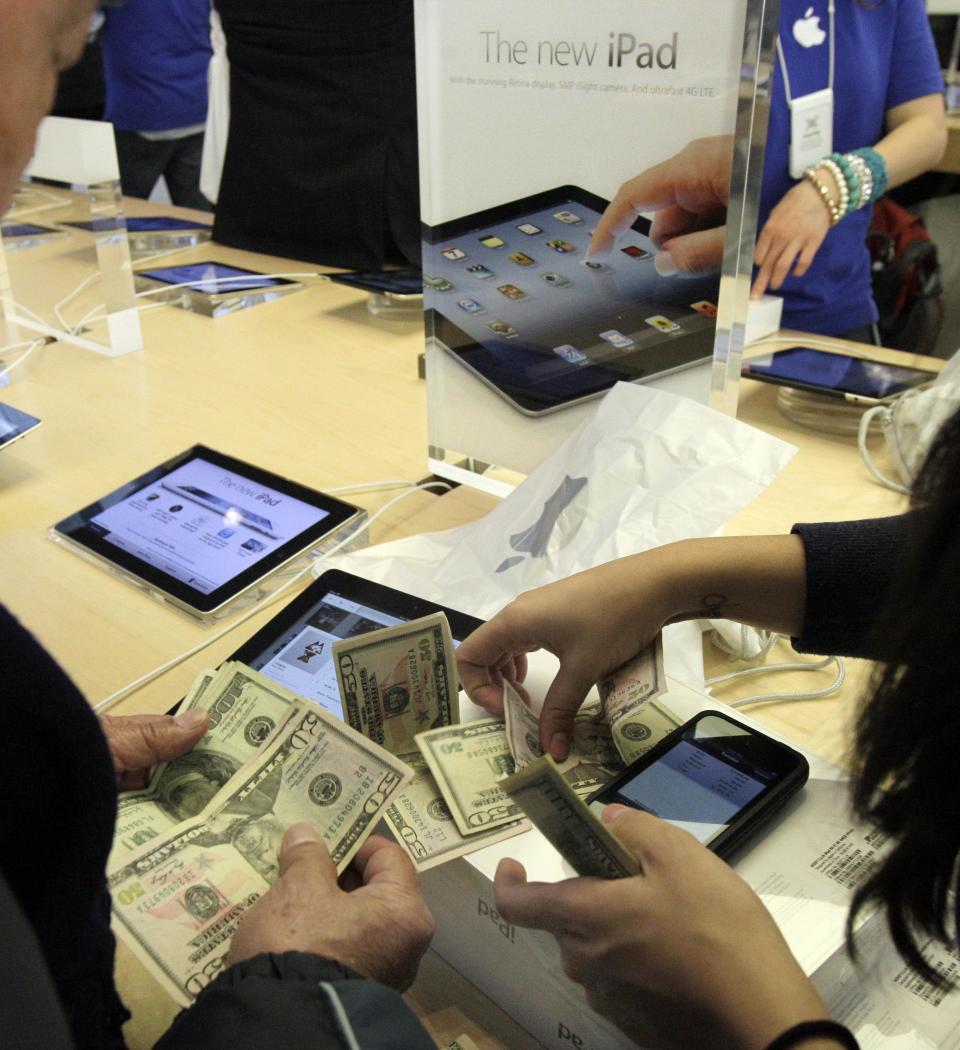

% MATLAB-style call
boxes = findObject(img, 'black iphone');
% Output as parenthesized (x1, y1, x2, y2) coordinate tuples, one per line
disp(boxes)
(587, 710, 809, 859)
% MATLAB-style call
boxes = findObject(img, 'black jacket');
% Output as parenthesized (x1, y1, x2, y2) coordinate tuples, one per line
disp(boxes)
(0, 605, 435, 1050)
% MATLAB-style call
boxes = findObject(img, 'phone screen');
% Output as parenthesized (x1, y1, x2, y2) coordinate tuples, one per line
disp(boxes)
(595, 713, 803, 847)
(743, 347, 936, 400)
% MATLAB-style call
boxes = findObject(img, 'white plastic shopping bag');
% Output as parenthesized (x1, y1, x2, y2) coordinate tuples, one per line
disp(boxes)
(331, 382, 796, 686)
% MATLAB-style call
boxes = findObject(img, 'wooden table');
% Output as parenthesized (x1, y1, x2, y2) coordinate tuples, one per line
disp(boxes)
(0, 205, 939, 1048)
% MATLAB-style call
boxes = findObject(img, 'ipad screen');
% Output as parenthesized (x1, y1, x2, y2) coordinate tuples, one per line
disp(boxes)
(88, 456, 328, 596)
(231, 571, 483, 719)
(0, 402, 41, 448)
(424, 186, 720, 413)
(54, 447, 361, 614)
(137, 263, 292, 295)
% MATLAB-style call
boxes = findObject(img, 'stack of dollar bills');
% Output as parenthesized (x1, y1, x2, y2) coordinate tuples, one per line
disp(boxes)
(108, 612, 671, 1002)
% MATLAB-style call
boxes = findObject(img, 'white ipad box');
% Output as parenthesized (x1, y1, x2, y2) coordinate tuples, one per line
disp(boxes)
(419, 671, 952, 1050)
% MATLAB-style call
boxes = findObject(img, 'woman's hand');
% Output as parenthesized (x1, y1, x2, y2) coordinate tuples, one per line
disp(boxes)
(457, 536, 807, 761)
(457, 556, 676, 760)
(590, 135, 732, 275)
(752, 178, 833, 300)
(100, 708, 210, 790)
(495, 805, 831, 1050)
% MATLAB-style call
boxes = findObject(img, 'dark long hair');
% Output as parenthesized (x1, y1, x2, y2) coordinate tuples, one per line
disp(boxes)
(848, 404, 960, 984)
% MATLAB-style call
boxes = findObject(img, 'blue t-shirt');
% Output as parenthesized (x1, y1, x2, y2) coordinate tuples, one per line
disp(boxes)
(100, 0, 212, 132)
(759, 0, 943, 335)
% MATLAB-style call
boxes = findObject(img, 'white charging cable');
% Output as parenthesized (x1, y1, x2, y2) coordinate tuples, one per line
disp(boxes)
(705, 630, 846, 709)
(93, 478, 452, 713)
(0, 338, 48, 382)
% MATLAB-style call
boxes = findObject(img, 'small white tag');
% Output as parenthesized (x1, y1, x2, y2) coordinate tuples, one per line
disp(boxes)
(788, 87, 833, 179)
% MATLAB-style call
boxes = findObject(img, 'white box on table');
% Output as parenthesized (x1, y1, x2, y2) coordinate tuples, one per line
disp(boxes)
(421, 675, 868, 1050)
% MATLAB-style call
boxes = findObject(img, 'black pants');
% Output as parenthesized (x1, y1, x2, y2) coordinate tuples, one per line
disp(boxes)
(114, 130, 211, 211)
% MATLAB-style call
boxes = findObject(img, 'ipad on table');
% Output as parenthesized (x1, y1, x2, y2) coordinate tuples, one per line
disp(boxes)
(63, 216, 212, 233)
(133, 262, 304, 315)
(228, 568, 484, 720)
(51, 446, 363, 619)
(0, 403, 41, 449)
(328, 268, 423, 300)
(422, 185, 721, 416)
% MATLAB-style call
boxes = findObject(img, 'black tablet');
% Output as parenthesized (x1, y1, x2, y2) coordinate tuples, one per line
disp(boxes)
(63, 216, 212, 233)
(134, 261, 296, 296)
(0, 402, 41, 449)
(52, 447, 362, 618)
(1, 222, 64, 238)
(229, 569, 484, 720)
(422, 185, 720, 415)
(328, 268, 423, 299)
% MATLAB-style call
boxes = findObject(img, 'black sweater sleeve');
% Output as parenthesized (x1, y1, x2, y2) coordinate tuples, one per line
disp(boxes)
(155, 952, 437, 1050)
(791, 514, 911, 660)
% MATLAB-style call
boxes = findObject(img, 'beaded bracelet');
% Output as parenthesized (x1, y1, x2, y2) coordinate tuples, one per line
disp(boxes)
(802, 166, 842, 226)
(818, 157, 850, 217)
(853, 146, 888, 200)
(831, 152, 861, 210)
(765, 1019, 860, 1050)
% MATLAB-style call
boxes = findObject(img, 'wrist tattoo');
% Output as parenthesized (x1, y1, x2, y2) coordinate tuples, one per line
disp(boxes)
(665, 593, 734, 624)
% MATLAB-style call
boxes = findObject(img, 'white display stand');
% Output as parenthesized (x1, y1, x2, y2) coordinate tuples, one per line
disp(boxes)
(0, 117, 143, 359)
(416, 0, 780, 489)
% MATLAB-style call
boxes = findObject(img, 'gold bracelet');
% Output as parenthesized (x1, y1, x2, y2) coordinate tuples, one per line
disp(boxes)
(802, 167, 841, 226)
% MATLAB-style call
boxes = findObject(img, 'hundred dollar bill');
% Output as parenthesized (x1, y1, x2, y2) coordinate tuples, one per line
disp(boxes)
(384, 754, 528, 871)
(110, 701, 411, 1006)
(415, 719, 521, 837)
(334, 611, 459, 759)
(501, 755, 639, 879)
(111, 662, 303, 867)
(502, 682, 622, 799)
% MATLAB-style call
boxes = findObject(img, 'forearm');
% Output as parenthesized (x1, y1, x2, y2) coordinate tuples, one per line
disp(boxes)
(634, 534, 807, 637)
(876, 94, 947, 188)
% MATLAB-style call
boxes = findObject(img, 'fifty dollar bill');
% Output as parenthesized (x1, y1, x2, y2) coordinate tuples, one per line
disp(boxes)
(334, 611, 459, 759)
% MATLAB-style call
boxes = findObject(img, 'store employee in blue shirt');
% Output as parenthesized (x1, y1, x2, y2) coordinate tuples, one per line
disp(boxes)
(592, 0, 946, 340)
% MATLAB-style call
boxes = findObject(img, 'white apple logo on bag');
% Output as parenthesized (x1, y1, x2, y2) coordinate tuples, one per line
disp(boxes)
(792, 6, 826, 47)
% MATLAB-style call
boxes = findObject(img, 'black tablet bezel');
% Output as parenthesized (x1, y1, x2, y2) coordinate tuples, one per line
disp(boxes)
(134, 261, 297, 297)
(328, 268, 423, 298)
(422, 184, 717, 415)
(52, 446, 362, 615)
(230, 568, 484, 668)
(741, 347, 937, 403)
(1, 222, 63, 238)
(0, 402, 42, 449)
(63, 217, 213, 233)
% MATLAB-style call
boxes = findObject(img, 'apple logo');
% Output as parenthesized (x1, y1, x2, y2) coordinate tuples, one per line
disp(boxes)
(792, 6, 827, 48)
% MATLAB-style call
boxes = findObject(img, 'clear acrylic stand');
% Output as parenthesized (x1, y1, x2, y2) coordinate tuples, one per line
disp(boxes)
(0, 117, 143, 359)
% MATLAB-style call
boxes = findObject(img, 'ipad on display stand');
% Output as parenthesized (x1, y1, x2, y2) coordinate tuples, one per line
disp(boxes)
(1, 222, 68, 250)
(328, 268, 423, 320)
(226, 569, 484, 721)
(0, 403, 41, 450)
(133, 261, 304, 318)
(423, 185, 721, 416)
(62, 215, 213, 254)
(50, 446, 364, 623)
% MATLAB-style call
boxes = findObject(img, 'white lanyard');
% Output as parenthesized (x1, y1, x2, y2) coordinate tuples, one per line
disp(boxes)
(777, 1, 836, 178)
(776, 0, 836, 104)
